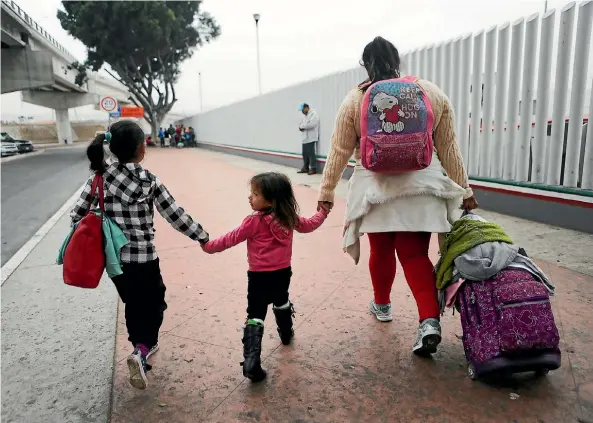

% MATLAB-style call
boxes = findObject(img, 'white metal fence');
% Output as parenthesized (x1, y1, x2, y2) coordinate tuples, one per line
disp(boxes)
(184, 1, 593, 190)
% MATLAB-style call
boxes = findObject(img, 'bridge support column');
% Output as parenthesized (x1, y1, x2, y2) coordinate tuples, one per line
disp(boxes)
(21, 91, 100, 144)
(55, 109, 73, 145)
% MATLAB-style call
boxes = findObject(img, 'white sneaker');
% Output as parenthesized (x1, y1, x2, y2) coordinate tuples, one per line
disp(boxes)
(369, 300, 393, 322)
(127, 349, 148, 390)
(146, 343, 159, 359)
(412, 318, 442, 356)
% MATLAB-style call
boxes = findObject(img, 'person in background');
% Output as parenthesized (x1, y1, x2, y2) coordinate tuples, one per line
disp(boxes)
(164, 127, 170, 147)
(158, 127, 165, 148)
(184, 127, 190, 146)
(168, 124, 176, 148)
(184, 129, 190, 147)
(189, 127, 196, 147)
(175, 125, 181, 145)
(298, 103, 320, 175)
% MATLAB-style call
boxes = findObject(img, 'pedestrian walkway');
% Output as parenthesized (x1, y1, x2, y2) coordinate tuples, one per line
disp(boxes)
(110, 149, 592, 423)
(1, 147, 592, 423)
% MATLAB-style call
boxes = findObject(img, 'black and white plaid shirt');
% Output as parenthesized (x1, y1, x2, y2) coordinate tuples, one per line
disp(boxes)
(71, 162, 209, 263)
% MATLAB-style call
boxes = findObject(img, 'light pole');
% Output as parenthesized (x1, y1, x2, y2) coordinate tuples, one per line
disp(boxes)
(198, 72, 203, 112)
(544, 0, 548, 12)
(253, 13, 262, 95)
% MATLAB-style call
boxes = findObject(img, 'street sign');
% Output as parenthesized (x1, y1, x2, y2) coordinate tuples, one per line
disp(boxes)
(120, 106, 144, 118)
(100, 96, 118, 112)
(109, 111, 121, 118)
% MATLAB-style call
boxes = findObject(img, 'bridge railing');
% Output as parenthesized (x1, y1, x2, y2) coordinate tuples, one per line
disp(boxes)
(2, 0, 75, 61)
(184, 1, 593, 191)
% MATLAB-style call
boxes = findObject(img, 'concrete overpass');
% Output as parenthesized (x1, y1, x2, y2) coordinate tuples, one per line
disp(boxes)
(1, 0, 132, 144)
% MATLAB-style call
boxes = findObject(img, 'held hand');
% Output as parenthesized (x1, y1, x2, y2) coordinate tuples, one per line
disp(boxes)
(317, 201, 333, 213)
(461, 196, 479, 211)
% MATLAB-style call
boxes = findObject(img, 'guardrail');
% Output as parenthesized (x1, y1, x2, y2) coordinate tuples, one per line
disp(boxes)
(1, 0, 76, 61)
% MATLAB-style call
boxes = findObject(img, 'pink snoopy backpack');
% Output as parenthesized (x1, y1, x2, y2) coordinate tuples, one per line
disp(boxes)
(360, 75, 435, 173)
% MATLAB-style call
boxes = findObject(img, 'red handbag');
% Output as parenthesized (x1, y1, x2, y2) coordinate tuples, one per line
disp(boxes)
(63, 174, 105, 289)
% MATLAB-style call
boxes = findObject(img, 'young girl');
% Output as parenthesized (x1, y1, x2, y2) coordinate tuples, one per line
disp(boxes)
(71, 120, 209, 390)
(201, 172, 328, 382)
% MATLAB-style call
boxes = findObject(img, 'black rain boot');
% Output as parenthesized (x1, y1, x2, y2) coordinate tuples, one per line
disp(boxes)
(273, 302, 295, 345)
(241, 322, 267, 382)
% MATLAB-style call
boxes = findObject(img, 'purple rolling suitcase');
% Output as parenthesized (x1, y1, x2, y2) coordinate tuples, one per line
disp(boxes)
(458, 269, 561, 380)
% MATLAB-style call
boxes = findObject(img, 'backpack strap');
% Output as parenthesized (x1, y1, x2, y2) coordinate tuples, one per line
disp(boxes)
(89, 173, 105, 215)
(399, 75, 419, 83)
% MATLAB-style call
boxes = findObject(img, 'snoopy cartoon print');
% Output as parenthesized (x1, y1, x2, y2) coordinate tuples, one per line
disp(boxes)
(371, 91, 405, 133)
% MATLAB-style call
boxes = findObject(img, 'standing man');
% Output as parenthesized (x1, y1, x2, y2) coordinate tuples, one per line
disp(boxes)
(168, 124, 176, 147)
(158, 127, 165, 148)
(298, 103, 320, 175)
(189, 127, 196, 147)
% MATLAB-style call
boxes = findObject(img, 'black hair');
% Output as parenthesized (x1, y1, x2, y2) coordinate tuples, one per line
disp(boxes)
(250, 172, 300, 230)
(87, 119, 145, 174)
(359, 36, 401, 92)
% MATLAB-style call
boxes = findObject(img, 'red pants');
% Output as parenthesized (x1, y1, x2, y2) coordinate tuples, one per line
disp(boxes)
(368, 232, 439, 321)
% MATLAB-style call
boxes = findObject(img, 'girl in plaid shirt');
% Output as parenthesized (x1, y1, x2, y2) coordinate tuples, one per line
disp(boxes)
(72, 120, 209, 390)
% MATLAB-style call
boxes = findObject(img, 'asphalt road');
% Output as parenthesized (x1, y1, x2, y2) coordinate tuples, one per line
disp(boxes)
(1, 147, 91, 265)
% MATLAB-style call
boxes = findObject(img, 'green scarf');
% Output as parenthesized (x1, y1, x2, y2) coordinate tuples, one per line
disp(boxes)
(435, 219, 513, 290)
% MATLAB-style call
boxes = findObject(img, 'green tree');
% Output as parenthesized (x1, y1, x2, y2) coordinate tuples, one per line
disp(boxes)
(58, 1, 220, 139)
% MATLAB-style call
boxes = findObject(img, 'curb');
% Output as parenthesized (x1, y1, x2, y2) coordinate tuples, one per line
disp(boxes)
(1, 150, 45, 163)
(34, 142, 89, 150)
(0, 181, 87, 286)
(1, 143, 89, 164)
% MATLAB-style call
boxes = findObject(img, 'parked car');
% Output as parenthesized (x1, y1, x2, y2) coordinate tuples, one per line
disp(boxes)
(15, 140, 34, 153)
(1, 132, 34, 154)
(1, 140, 19, 157)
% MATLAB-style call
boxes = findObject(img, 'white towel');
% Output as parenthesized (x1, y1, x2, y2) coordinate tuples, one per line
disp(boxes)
(343, 153, 466, 264)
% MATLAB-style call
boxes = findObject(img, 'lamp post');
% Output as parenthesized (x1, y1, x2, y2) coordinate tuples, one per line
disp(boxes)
(198, 72, 203, 112)
(253, 13, 262, 95)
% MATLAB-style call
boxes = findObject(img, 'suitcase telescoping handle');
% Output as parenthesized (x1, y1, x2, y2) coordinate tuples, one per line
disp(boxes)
(461, 209, 473, 217)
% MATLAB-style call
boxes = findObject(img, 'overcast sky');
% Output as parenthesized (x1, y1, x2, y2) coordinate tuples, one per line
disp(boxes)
(0, 0, 584, 122)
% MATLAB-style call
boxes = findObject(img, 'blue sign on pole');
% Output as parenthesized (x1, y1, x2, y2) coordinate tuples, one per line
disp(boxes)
(109, 111, 121, 118)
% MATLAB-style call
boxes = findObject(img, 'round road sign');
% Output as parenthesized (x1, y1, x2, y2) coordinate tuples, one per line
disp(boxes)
(100, 96, 118, 112)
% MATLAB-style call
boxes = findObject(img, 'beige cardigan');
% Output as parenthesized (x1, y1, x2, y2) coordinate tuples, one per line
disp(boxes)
(319, 79, 473, 203)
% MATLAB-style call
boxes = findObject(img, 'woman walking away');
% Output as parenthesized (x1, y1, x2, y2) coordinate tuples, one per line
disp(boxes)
(202, 172, 328, 382)
(71, 120, 210, 390)
(318, 37, 478, 356)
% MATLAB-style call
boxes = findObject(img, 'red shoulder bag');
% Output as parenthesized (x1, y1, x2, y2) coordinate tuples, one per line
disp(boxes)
(63, 174, 105, 288)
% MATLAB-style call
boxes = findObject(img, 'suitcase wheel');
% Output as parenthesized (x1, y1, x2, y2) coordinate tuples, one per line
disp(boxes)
(467, 363, 478, 380)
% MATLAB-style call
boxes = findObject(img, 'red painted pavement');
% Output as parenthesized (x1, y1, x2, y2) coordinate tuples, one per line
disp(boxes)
(110, 148, 593, 423)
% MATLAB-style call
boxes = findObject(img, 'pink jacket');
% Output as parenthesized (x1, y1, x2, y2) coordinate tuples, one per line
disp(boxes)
(202, 210, 328, 271)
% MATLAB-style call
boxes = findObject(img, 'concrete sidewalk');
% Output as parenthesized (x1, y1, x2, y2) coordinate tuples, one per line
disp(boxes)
(1, 148, 591, 423)
(111, 149, 592, 423)
(1, 213, 118, 423)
